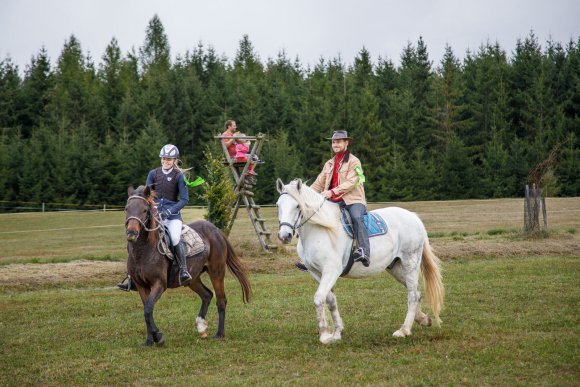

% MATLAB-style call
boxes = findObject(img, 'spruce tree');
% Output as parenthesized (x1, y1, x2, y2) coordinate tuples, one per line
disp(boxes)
(0, 57, 21, 133)
(20, 48, 52, 137)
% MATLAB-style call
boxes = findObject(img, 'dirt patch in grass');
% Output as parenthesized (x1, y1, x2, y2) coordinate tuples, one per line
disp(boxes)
(1, 233, 578, 290)
(0, 260, 126, 290)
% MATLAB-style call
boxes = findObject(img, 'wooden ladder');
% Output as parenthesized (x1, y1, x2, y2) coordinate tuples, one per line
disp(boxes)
(216, 132, 277, 252)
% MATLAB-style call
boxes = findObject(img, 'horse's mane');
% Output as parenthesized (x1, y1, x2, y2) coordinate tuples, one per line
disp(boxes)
(134, 185, 159, 245)
(284, 179, 339, 231)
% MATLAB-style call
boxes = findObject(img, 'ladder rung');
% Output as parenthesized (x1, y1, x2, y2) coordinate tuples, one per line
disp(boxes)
(241, 190, 254, 196)
(266, 245, 278, 250)
(259, 231, 272, 236)
(251, 205, 260, 209)
(255, 218, 266, 222)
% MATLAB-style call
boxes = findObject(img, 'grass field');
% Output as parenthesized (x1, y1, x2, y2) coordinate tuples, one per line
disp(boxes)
(0, 197, 579, 385)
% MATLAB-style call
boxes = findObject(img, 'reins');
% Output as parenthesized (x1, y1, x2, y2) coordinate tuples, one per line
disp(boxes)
(125, 195, 162, 232)
(278, 192, 326, 236)
(126, 195, 174, 256)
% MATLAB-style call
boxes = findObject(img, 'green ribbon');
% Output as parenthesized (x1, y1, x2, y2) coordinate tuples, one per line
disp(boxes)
(184, 176, 206, 188)
(354, 165, 366, 187)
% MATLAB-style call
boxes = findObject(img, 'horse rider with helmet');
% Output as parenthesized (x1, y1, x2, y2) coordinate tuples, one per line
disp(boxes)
(117, 144, 192, 290)
(310, 130, 370, 266)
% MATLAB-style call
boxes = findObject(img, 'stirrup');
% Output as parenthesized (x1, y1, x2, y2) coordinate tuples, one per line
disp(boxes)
(179, 271, 192, 286)
(116, 276, 136, 291)
(353, 248, 370, 267)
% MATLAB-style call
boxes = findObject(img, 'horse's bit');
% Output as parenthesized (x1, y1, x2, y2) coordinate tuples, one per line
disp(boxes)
(125, 195, 161, 232)
(278, 192, 326, 236)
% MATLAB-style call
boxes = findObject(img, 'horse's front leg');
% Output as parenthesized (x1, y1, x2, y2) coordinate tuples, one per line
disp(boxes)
(313, 270, 341, 344)
(326, 291, 344, 342)
(138, 283, 166, 346)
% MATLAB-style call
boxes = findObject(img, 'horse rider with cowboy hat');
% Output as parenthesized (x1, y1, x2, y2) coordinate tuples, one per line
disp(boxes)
(310, 130, 370, 266)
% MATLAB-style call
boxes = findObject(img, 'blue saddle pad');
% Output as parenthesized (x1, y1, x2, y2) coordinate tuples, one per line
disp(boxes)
(341, 211, 388, 238)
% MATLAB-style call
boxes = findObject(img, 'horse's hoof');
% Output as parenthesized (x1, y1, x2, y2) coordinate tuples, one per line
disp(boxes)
(393, 330, 407, 338)
(213, 334, 224, 340)
(144, 339, 154, 347)
(200, 331, 208, 338)
(196, 317, 208, 335)
(320, 332, 334, 344)
(155, 332, 165, 347)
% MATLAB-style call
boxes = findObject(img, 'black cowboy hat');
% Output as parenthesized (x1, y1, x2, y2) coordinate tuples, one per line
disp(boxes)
(326, 130, 352, 141)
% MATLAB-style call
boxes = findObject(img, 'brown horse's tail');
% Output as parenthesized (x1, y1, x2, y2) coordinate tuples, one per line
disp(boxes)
(224, 235, 253, 303)
(421, 239, 445, 326)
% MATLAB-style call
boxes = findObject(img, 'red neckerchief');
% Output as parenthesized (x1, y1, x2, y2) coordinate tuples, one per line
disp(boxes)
(330, 151, 346, 202)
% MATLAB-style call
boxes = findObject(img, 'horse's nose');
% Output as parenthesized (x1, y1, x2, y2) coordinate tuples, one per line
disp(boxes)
(126, 229, 139, 241)
(278, 230, 292, 244)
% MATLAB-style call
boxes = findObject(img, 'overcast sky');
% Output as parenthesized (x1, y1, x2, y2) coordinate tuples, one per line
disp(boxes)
(1, 0, 579, 73)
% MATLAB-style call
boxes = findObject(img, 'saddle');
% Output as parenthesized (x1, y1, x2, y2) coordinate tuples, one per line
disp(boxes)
(339, 209, 389, 277)
(160, 224, 206, 260)
(161, 225, 206, 287)
(340, 210, 388, 238)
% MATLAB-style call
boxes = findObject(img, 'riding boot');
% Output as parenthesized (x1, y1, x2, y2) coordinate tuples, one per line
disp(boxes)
(175, 241, 192, 286)
(116, 275, 137, 291)
(348, 203, 371, 267)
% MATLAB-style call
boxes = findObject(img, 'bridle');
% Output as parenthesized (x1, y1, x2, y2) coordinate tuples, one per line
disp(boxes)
(125, 195, 162, 232)
(278, 192, 326, 236)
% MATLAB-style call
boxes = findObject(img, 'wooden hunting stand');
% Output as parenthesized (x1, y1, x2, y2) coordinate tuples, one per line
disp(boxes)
(215, 132, 277, 252)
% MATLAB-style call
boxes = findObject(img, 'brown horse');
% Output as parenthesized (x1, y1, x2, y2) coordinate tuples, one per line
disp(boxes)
(124, 185, 252, 346)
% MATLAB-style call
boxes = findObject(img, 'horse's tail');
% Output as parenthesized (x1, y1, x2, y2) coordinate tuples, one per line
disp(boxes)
(421, 238, 445, 326)
(223, 235, 253, 304)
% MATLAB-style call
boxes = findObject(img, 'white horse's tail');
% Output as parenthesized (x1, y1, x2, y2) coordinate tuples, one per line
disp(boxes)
(421, 239, 445, 326)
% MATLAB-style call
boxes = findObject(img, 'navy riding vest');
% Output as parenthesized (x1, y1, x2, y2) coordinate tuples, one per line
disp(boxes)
(151, 168, 179, 202)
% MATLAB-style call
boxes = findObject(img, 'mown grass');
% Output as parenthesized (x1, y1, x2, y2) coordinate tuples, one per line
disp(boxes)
(0, 256, 578, 385)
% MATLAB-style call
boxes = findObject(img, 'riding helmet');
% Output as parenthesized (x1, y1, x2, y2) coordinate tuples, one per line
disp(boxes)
(159, 144, 179, 158)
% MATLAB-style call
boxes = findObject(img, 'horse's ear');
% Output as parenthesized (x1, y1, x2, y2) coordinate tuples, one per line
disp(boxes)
(276, 178, 285, 194)
(144, 185, 151, 197)
(296, 179, 302, 192)
(128, 186, 134, 197)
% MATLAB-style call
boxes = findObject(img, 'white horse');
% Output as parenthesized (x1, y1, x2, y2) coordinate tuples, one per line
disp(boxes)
(276, 179, 445, 344)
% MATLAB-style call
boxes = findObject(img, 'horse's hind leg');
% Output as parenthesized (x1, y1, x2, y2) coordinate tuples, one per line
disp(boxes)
(387, 253, 422, 337)
(189, 276, 213, 338)
(208, 270, 227, 339)
(387, 259, 431, 328)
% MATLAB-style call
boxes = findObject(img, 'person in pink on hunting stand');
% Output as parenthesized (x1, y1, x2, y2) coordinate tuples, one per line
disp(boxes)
(233, 131, 264, 185)
(233, 132, 256, 174)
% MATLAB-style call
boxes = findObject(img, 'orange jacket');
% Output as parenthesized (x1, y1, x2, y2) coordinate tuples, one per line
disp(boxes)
(310, 151, 366, 206)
